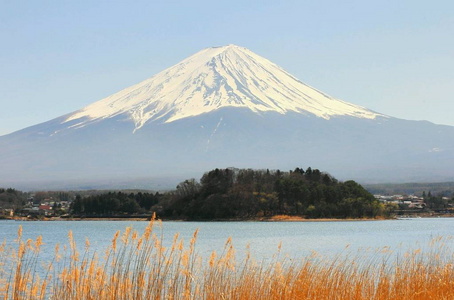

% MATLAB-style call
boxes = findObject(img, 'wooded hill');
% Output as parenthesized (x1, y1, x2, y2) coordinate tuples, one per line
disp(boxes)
(71, 167, 390, 220)
(160, 167, 387, 220)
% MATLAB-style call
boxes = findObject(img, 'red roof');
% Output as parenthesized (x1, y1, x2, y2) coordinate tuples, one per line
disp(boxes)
(39, 205, 52, 210)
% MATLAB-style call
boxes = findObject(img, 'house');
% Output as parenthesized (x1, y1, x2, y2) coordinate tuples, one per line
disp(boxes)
(21, 207, 42, 217)
(38, 205, 53, 216)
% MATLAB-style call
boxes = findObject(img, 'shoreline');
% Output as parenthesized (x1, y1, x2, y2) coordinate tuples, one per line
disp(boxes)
(10, 214, 454, 222)
(11, 215, 388, 222)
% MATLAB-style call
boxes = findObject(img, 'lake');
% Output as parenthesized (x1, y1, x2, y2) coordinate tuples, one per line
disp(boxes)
(1, 218, 453, 264)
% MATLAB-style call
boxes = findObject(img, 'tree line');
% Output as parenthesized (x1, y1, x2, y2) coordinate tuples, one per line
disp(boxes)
(422, 191, 454, 211)
(159, 167, 388, 220)
(68, 167, 386, 219)
(71, 191, 162, 216)
(0, 188, 26, 211)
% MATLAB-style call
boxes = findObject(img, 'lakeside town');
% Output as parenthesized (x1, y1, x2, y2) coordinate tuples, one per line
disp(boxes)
(1, 187, 453, 220)
(374, 193, 454, 217)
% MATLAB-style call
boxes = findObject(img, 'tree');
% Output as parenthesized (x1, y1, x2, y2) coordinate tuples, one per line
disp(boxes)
(200, 168, 234, 196)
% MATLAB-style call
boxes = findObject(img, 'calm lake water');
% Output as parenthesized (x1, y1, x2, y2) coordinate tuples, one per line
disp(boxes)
(1, 218, 454, 263)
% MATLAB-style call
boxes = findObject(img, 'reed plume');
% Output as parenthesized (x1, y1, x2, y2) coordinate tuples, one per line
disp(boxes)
(0, 219, 453, 299)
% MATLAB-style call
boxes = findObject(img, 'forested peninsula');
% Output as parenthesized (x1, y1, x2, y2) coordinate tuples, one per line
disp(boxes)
(71, 167, 391, 220)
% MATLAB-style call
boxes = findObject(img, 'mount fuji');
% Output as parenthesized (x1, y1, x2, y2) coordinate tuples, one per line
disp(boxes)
(1, 45, 453, 190)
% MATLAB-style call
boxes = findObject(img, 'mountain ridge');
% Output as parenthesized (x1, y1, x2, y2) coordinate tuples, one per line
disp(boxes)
(63, 44, 382, 132)
(0, 45, 453, 189)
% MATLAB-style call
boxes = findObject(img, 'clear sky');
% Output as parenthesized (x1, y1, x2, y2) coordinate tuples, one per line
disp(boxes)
(1, 0, 453, 136)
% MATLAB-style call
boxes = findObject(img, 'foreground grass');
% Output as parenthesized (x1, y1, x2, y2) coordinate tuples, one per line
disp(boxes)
(1, 218, 453, 299)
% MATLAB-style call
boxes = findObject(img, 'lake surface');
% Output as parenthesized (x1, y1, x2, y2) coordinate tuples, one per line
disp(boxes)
(1, 218, 454, 263)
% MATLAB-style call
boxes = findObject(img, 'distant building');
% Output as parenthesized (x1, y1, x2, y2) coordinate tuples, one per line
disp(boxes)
(39, 205, 53, 216)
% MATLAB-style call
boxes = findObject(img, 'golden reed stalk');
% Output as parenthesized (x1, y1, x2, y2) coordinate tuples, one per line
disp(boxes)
(0, 218, 453, 299)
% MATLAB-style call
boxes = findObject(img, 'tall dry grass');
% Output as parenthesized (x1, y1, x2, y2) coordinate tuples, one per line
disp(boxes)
(0, 217, 453, 299)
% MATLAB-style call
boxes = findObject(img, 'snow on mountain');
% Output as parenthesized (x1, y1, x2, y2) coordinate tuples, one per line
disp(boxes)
(65, 44, 382, 131)
(1, 44, 453, 190)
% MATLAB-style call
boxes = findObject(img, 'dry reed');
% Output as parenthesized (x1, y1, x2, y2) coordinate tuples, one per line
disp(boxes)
(1, 217, 453, 299)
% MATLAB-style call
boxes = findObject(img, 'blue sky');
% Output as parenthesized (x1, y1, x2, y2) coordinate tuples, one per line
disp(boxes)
(1, 0, 453, 135)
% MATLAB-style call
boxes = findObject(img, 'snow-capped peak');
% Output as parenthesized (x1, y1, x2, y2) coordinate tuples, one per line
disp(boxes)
(65, 44, 382, 130)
